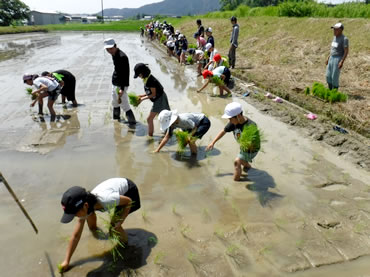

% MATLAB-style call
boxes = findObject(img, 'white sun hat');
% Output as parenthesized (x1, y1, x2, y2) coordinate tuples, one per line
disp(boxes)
(158, 110, 178, 131)
(222, 102, 242, 119)
(104, 38, 116, 49)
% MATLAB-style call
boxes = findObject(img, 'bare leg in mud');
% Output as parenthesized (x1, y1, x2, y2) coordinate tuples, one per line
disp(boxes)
(147, 111, 157, 137)
(234, 157, 251, 181)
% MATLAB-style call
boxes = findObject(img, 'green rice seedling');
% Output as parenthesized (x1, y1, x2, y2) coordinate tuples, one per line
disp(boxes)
(187, 252, 195, 262)
(128, 93, 140, 107)
(238, 124, 262, 153)
(240, 223, 248, 238)
(180, 224, 191, 237)
(174, 130, 195, 154)
(223, 187, 229, 198)
(202, 208, 211, 221)
(172, 204, 177, 215)
(52, 73, 64, 81)
(186, 55, 194, 65)
(26, 88, 38, 100)
(57, 263, 63, 274)
(226, 244, 239, 256)
(141, 209, 148, 222)
(221, 56, 230, 68)
(304, 87, 310, 95)
(188, 43, 197, 49)
(231, 201, 240, 217)
(211, 76, 224, 87)
(214, 229, 225, 240)
(204, 51, 209, 60)
(153, 251, 165, 265)
(296, 239, 305, 248)
(160, 35, 167, 44)
(148, 236, 158, 244)
(26, 87, 33, 94)
(88, 112, 92, 127)
(259, 245, 272, 255)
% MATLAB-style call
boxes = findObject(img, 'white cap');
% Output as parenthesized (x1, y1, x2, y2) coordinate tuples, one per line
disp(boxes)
(104, 38, 116, 49)
(206, 27, 212, 33)
(175, 30, 180, 35)
(158, 110, 178, 131)
(178, 34, 184, 39)
(331, 23, 343, 29)
(222, 102, 242, 119)
(205, 43, 213, 51)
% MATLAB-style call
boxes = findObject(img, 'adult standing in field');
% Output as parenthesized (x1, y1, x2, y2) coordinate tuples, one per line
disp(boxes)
(326, 23, 349, 90)
(196, 19, 205, 38)
(229, 16, 239, 69)
(133, 63, 171, 137)
(42, 70, 78, 107)
(104, 38, 136, 124)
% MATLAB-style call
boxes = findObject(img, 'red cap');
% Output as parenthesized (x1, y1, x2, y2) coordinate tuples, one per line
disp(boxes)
(213, 53, 221, 62)
(202, 70, 213, 79)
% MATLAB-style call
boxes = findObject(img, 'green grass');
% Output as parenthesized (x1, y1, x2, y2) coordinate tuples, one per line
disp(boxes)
(44, 20, 150, 32)
(128, 93, 140, 107)
(0, 25, 48, 35)
(238, 124, 261, 153)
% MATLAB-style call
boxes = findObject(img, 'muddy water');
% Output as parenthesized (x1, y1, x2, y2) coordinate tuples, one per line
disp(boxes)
(0, 32, 370, 277)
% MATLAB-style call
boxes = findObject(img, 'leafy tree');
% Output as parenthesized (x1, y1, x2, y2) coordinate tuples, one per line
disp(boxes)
(220, 0, 244, 11)
(0, 0, 30, 26)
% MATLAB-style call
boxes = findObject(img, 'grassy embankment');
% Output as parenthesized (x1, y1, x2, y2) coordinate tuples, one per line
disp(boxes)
(0, 25, 48, 35)
(165, 14, 369, 137)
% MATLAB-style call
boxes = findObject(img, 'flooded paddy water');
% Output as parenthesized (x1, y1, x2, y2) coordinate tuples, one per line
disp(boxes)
(0, 32, 370, 277)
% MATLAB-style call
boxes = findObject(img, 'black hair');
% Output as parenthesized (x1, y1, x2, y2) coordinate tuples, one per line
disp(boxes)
(86, 192, 98, 214)
(231, 16, 237, 22)
(41, 71, 50, 76)
(196, 19, 202, 25)
(141, 65, 151, 78)
(32, 74, 39, 80)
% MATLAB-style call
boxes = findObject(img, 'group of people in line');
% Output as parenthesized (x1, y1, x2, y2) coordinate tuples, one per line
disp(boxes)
(21, 17, 348, 273)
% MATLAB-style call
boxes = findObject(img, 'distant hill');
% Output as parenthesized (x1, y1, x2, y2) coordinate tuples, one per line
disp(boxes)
(100, 0, 220, 17)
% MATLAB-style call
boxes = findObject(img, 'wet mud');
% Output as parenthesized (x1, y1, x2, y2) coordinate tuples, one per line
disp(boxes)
(0, 32, 370, 277)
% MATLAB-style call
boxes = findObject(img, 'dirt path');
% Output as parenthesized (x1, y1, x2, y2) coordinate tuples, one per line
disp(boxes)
(0, 32, 370, 277)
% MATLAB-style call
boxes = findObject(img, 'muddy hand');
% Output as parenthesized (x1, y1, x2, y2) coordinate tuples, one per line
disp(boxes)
(206, 144, 214, 151)
(58, 261, 69, 273)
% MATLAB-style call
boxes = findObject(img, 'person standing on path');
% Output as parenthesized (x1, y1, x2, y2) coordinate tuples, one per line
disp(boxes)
(229, 16, 239, 69)
(196, 19, 204, 38)
(326, 23, 349, 90)
(104, 38, 136, 124)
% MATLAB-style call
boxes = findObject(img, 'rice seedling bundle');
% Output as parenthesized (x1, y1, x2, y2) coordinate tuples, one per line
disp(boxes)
(204, 51, 209, 59)
(221, 56, 230, 68)
(309, 82, 347, 103)
(239, 124, 261, 153)
(26, 88, 38, 100)
(211, 76, 225, 86)
(188, 43, 197, 49)
(174, 130, 195, 153)
(187, 55, 194, 65)
(160, 35, 167, 44)
(128, 93, 140, 107)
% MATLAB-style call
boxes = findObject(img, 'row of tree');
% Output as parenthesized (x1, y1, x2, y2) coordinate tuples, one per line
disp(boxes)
(0, 0, 30, 26)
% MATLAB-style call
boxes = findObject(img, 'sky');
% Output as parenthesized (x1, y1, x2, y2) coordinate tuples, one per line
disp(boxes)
(21, 0, 164, 14)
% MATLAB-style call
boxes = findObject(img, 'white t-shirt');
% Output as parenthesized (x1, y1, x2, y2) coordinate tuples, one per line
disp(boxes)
(209, 49, 218, 62)
(33, 77, 59, 92)
(212, 66, 226, 77)
(91, 178, 129, 210)
(195, 50, 203, 56)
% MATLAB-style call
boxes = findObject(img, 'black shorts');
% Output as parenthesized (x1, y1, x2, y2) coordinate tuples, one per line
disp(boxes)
(115, 179, 141, 215)
(222, 67, 231, 85)
(168, 46, 174, 51)
(193, 116, 211, 139)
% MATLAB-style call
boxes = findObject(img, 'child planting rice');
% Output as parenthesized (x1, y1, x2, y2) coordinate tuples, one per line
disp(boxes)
(206, 102, 260, 181)
(133, 63, 171, 137)
(58, 178, 141, 273)
(197, 67, 232, 96)
(155, 109, 211, 155)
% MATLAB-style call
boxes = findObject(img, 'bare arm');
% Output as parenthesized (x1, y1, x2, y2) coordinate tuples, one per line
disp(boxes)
(60, 219, 85, 271)
(339, 47, 348, 69)
(206, 130, 226, 151)
(154, 132, 171, 153)
(197, 79, 210, 93)
(140, 87, 156, 102)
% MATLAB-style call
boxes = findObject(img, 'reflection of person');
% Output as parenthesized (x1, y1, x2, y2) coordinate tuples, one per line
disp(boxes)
(197, 67, 232, 96)
(206, 102, 260, 181)
(59, 178, 141, 272)
(155, 110, 211, 155)
(42, 70, 78, 107)
(326, 23, 349, 90)
(104, 38, 136, 124)
(229, 16, 239, 69)
(23, 74, 61, 118)
(134, 63, 171, 137)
